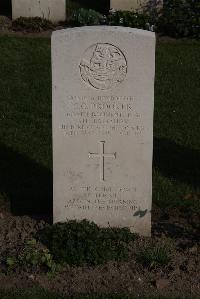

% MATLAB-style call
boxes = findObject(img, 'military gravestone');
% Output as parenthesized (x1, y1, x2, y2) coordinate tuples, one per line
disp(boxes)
(52, 26, 155, 236)
(12, 0, 66, 23)
(110, 0, 163, 12)
(110, 0, 148, 11)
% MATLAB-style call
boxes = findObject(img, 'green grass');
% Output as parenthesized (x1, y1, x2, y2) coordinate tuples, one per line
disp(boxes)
(154, 39, 200, 212)
(0, 36, 199, 215)
(0, 36, 52, 214)
(0, 288, 197, 299)
(137, 242, 171, 269)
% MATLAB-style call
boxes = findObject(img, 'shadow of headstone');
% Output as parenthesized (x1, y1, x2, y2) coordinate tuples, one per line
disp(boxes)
(0, 143, 52, 219)
(153, 137, 200, 189)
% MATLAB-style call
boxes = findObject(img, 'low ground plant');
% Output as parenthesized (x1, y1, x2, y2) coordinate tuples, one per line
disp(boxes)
(158, 0, 200, 38)
(5, 239, 57, 273)
(0, 15, 12, 30)
(39, 220, 136, 266)
(12, 17, 53, 32)
(69, 8, 105, 26)
(107, 10, 153, 31)
(137, 241, 172, 269)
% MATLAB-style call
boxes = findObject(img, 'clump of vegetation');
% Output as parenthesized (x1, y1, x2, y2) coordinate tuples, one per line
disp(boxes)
(6, 256, 17, 272)
(137, 242, 172, 269)
(0, 15, 12, 30)
(143, 0, 163, 23)
(39, 220, 136, 266)
(69, 8, 155, 31)
(12, 17, 54, 32)
(107, 10, 153, 31)
(19, 242, 57, 272)
(107, 1, 200, 37)
(158, 0, 200, 38)
(5, 239, 57, 273)
(69, 8, 105, 26)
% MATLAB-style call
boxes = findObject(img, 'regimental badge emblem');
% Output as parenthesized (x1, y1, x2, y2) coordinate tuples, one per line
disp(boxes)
(80, 43, 127, 90)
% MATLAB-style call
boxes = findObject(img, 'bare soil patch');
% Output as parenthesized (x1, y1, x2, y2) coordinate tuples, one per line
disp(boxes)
(0, 204, 199, 297)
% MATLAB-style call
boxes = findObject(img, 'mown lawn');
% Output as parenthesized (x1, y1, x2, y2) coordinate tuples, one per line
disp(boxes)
(153, 39, 200, 211)
(0, 36, 199, 214)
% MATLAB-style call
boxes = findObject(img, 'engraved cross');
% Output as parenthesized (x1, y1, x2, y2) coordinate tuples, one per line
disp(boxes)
(88, 141, 116, 182)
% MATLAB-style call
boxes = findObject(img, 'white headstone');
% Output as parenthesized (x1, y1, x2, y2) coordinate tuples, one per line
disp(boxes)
(110, 0, 163, 11)
(111, 0, 147, 11)
(52, 26, 155, 236)
(12, 0, 66, 23)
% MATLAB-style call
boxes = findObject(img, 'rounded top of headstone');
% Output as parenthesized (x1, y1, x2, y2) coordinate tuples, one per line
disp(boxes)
(52, 26, 155, 40)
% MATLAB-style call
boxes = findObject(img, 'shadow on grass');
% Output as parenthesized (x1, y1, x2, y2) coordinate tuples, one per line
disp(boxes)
(153, 137, 200, 189)
(153, 137, 199, 242)
(0, 142, 52, 220)
(0, 137, 199, 223)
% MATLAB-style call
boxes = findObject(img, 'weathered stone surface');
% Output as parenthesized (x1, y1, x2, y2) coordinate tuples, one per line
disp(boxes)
(110, 0, 163, 12)
(12, 0, 66, 23)
(52, 26, 155, 236)
(111, 0, 146, 11)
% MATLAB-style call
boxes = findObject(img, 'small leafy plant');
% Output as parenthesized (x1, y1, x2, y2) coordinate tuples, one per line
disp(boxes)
(0, 16, 12, 30)
(108, 10, 153, 30)
(18, 239, 57, 272)
(69, 8, 104, 26)
(39, 220, 136, 266)
(6, 257, 16, 272)
(137, 242, 172, 269)
(5, 239, 57, 273)
(157, 0, 200, 38)
(12, 17, 53, 32)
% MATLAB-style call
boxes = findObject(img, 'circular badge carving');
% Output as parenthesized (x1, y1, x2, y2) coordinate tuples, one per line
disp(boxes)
(80, 43, 127, 90)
